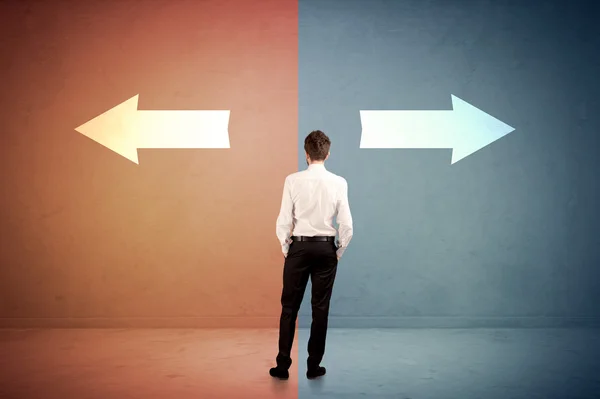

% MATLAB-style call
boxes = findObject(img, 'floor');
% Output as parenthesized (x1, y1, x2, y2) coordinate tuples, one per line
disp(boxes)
(0, 328, 599, 399)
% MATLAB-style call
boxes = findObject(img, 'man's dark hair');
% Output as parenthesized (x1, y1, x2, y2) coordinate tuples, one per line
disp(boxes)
(304, 130, 331, 161)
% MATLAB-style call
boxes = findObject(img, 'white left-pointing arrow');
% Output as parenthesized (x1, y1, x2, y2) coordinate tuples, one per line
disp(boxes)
(75, 94, 230, 164)
(360, 95, 515, 164)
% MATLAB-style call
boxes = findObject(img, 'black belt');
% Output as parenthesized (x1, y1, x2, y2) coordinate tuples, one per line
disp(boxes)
(291, 236, 335, 242)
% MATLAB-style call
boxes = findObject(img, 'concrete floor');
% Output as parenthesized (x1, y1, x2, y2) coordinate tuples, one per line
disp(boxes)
(0, 328, 599, 399)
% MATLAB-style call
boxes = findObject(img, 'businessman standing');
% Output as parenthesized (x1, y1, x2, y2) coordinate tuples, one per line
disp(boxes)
(270, 130, 353, 380)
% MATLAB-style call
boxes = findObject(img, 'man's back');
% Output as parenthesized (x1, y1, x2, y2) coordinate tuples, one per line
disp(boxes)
(276, 163, 353, 259)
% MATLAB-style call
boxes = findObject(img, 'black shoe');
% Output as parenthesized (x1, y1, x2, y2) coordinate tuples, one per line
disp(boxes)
(269, 367, 289, 380)
(306, 366, 326, 379)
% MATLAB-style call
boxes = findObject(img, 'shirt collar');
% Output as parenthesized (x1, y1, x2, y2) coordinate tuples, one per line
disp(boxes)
(307, 163, 326, 171)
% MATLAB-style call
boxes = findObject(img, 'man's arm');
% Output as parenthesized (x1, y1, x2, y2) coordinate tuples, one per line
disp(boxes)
(275, 176, 294, 257)
(336, 178, 353, 259)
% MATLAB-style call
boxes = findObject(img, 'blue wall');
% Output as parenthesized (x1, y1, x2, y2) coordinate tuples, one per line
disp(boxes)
(298, 0, 600, 327)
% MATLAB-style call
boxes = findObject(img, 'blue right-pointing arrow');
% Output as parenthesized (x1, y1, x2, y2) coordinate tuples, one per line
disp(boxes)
(359, 95, 515, 164)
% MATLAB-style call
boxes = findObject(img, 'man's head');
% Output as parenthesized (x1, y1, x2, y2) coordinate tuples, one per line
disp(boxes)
(304, 130, 331, 164)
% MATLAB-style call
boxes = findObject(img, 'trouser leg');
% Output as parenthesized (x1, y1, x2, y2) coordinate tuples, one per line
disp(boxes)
(307, 245, 338, 369)
(276, 244, 310, 369)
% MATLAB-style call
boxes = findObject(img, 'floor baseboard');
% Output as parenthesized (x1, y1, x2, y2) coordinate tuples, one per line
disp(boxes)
(313, 316, 600, 328)
(1, 316, 599, 328)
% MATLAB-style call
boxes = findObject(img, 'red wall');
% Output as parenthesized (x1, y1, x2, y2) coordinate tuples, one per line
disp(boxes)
(0, 0, 298, 327)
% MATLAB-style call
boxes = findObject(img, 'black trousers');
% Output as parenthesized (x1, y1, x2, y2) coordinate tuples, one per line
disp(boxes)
(276, 239, 338, 370)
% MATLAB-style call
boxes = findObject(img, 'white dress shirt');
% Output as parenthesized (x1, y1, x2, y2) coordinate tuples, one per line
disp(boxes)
(276, 163, 353, 259)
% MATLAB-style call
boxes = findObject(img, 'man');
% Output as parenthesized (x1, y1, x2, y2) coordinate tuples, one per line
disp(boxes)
(270, 130, 353, 380)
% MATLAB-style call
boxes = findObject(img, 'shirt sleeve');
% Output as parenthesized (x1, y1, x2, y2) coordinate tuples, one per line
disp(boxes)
(275, 176, 294, 256)
(336, 178, 353, 258)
